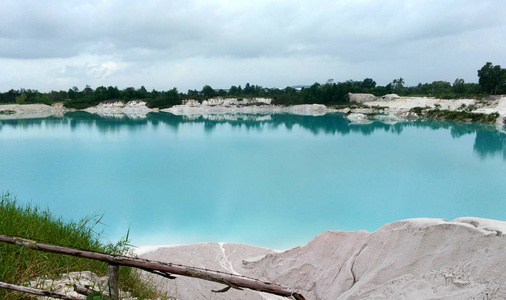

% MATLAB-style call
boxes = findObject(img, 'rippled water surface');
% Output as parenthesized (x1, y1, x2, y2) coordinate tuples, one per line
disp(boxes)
(1, 112, 505, 249)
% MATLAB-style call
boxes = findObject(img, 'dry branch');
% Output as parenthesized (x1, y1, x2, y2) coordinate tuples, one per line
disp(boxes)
(0, 234, 306, 300)
(0, 280, 85, 300)
(73, 283, 100, 296)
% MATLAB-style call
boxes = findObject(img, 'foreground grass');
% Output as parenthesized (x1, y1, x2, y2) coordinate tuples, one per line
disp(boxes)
(0, 193, 165, 299)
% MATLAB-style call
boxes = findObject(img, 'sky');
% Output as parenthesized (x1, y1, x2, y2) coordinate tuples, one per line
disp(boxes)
(1, 0, 505, 92)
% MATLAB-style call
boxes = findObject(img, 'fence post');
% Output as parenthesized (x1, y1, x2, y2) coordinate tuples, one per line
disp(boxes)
(108, 264, 120, 300)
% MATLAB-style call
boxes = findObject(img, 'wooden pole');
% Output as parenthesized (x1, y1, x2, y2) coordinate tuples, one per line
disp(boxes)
(0, 280, 85, 300)
(108, 264, 120, 300)
(0, 234, 305, 300)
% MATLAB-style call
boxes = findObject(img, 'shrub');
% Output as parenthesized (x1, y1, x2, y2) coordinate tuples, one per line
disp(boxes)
(411, 107, 424, 114)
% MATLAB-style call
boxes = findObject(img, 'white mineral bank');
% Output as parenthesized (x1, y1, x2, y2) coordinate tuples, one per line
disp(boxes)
(0, 99, 330, 120)
(347, 93, 506, 126)
(2, 96, 506, 124)
(134, 217, 506, 300)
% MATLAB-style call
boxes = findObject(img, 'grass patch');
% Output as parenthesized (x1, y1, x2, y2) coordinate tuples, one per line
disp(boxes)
(0, 193, 165, 299)
(0, 110, 16, 115)
(410, 107, 500, 124)
(425, 110, 500, 124)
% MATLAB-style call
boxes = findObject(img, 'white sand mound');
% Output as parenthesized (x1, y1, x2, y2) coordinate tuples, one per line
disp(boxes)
(138, 217, 506, 300)
(0, 104, 62, 120)
(84, 100, 152, 118)
(163, 101, 328, 116)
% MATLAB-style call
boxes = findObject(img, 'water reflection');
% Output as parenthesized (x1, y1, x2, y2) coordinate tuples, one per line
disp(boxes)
(1, 112, 505, 161)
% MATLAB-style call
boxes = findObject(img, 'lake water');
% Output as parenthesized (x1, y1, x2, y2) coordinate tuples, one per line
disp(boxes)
(1, 112, 505, 249)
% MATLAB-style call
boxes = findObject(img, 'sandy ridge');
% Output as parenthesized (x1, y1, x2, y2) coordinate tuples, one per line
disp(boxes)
(136, 217, 506, 300)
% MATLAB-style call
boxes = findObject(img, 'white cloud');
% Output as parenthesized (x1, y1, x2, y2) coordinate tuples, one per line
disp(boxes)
(87, 61, 126, 79)
(0, 0, 505, 91)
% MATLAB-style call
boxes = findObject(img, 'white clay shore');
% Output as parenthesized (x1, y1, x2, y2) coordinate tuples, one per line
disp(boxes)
(0, 98, 329, 120)
(1, 96, 506, 126)
(133, 217, 506, 300)
(0, 103, 65, 120)
(345, 93, 506, 126)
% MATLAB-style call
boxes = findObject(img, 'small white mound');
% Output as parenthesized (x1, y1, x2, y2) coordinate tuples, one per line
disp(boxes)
(163, 98, 328, 116)
(84, 101, 152, 118)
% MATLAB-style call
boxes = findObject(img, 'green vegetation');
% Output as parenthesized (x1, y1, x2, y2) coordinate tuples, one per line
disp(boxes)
(0, 62, 504, 109)
(0, 193, 164, 299)
(410, 107, 500, 124)
(478, 62, 506, 95)
(0, 110, 16, 115)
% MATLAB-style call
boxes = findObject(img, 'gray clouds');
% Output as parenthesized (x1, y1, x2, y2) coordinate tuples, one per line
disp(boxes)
(1, 0, 505, 91)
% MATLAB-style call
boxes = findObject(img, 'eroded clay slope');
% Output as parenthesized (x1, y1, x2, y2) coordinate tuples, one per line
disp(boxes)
(137, 218, 506, 300)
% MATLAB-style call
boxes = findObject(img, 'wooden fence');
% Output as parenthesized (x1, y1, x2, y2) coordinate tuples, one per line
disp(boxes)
(0, 234, 305, 300)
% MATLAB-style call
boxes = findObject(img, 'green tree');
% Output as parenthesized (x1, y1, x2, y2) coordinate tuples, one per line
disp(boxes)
(83, 85, 93, 96)
(122, 87, 136, 100)
(430, 81, 452, 97)
(107, 86, 120, 99)
(391, 78, 405, 94)
(202, 85, 216, 99)
(165, 88, 180, 106)
(94, 86, 108, 101)
(217, 89, 227, 97)
(477, 62, 506, 95)
(15, 93, 27, 103)
(68, 88, 76, 100)
(136, 86, 149, 99)
(373, 86, 388, 96)
(302, 83, 320, 104)
(47, 90, 65, 102)
(229, 85, 239, 96)
(452, 78, 466, 94)
(361, 78, 376, 90)
(244, 82, 252, 94)
(187, 89, 200, 99)
(150, 89, 159, 99)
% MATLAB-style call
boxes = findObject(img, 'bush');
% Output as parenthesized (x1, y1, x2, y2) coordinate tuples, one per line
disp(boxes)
(425, 110, 499, 124)
(63, 99, 101, 109)
(411, 107, 424, 114)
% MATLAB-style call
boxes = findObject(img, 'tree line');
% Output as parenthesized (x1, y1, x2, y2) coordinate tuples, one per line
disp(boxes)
(1, 62, 505, 108)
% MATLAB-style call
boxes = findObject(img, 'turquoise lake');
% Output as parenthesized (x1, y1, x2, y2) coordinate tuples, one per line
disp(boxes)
(1, 112, 505, 249)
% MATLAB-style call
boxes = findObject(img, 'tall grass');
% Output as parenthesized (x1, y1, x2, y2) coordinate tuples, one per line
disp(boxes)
(0, 193, 165, 299)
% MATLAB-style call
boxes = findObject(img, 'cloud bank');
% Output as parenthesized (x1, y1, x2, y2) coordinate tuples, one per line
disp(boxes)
(1, 0, 505, 92)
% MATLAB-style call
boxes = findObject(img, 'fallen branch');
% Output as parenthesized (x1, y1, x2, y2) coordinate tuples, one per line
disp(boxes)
(0, 234, 306, 300)
(73, 283, 101, 296)
(0, 280, 85, 300)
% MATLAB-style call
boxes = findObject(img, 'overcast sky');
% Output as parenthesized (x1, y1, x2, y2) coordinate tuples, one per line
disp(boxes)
(1, 0, 505, 92)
